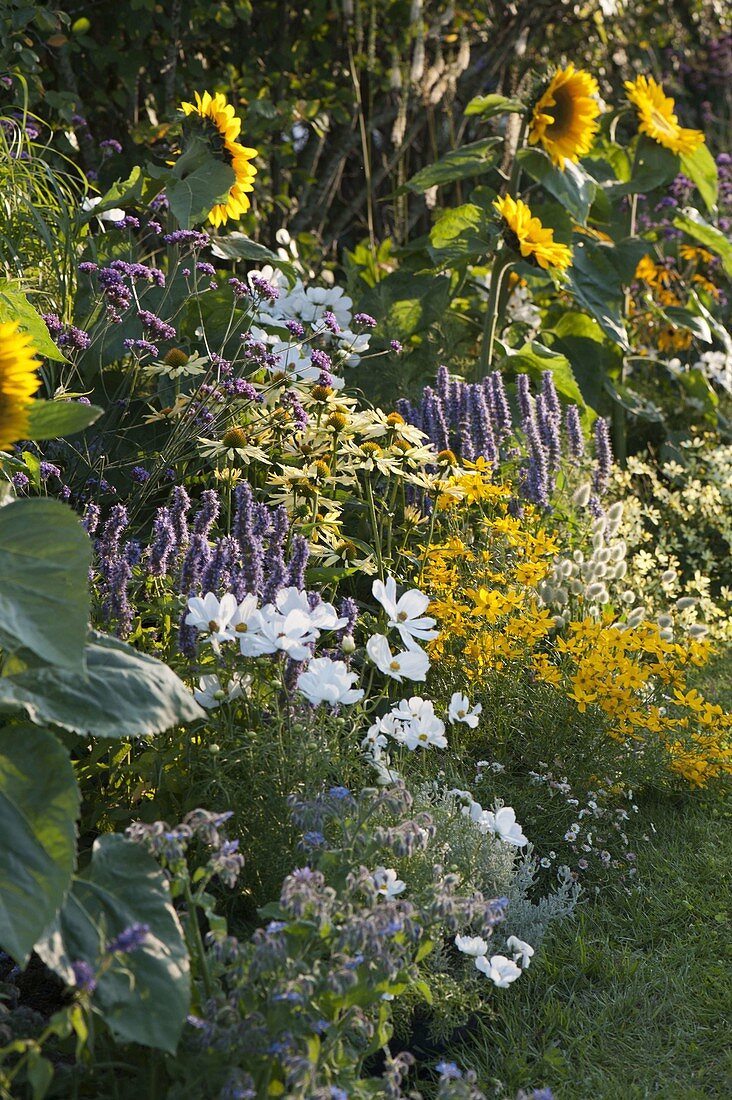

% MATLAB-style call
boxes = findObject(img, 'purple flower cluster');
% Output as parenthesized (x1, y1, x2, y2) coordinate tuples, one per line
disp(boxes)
(399, 367, 610, 510)
(162, 228, 209, 248)
(138, 309, 176, 342)
(95, 260, 164, 323)
(95, 503, 134, 636)
(42, 312, 91, 351)
(94, 483, 308, 651)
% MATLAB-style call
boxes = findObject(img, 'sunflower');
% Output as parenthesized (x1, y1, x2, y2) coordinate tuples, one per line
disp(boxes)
(493, 194, 572, 272)
(624, 76, 704, 157)
(528, 64, 601, 169)
(180, 91, 257, 227)
(0, 321, 41, 452)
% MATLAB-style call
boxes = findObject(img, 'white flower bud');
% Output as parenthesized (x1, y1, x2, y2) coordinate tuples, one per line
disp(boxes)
(341, 635, 356, 654)
(656, 614, 673, 628)
(621, 590, 636, 605)
(607, 502, 623, 525)
(660, 569, 677, 584)
(676, 596, 697, 610)
(687, 623, 708, 639)
(613, 561, 627, 580)
(585, 582, 607, 601)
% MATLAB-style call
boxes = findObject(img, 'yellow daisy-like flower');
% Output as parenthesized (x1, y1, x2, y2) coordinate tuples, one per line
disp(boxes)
(624, 76, 704, 157)
(0, 320, 41, 452)
(493, 194, 572, 272)
(528, 64, 601, 169)
(180, 91, 257, 227)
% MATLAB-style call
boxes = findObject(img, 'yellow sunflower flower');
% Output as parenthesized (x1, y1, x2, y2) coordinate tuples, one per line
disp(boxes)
(180, 91, 258, 227)
(493, 194, 572, 272)
(528, 64, 601, 169)
(0, 320, 41, 452)
(624, 76, 704, 157)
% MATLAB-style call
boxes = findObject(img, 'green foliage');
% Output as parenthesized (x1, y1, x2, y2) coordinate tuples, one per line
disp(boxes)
(0, 631, 205, 737)
(673, 208, 732, 277)
(25, 398, 103, 440)
(0, 498, 90, 672)
(405, 139, 501, 195)
(0, 723, 79, 962)
(0, 284, 64, 362)
(37, 835, 190, 1053)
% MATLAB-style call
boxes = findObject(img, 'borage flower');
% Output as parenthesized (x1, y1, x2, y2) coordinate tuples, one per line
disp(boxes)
(528, 64, 601, 169)
(624, 75, 704, 157)
(494, 194, 572, 272)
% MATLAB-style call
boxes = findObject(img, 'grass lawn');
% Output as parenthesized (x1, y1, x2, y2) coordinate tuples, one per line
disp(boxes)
(463, 649, 732, 1099)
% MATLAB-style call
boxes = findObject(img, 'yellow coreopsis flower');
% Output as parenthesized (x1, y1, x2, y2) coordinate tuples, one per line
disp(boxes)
(180, 91, 258, 227)
(0, 320, 41, 452)
(493, 194, 572, 272)
(624, 76, 704, 157)
(528, 64, 601, 169)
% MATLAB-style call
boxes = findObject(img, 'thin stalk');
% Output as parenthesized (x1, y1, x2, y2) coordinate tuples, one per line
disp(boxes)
(477, 249, 514, 378)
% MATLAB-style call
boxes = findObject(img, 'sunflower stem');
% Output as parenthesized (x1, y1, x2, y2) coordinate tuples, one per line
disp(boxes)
(477, 249, 515, 379)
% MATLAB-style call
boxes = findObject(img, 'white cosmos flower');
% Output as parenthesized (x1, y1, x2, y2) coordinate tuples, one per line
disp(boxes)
(372, 867, 405, 899)
(366, 634, 430, 682)
(454, 934, 489, 957)
(482, 806, 528, 847)
(398, 718, 447, 751)
(372, 576, 438, 650)
(185, 592, 238, 652)
(193, 673, 251, 710)
(275, 587, 347, 632)
(506, 936, 534, 969)
(362, 723, 389, 753)
(385, 698, 447, 750)
(448, 692, 482, 727)
(227, 594, 273, 657)
(297, 657, 364, 706)
(475, 954, 522, 987)
(298, 285, 353, 329)
(81, 195, 125, 226)
(258, 608, 318, 660)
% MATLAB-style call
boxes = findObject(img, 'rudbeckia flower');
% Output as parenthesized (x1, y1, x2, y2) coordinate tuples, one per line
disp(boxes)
(528, 64, 601, 169)
(624, 75, 704, 157)
(0, 320, 41, 452)
(180, 90, 257, 227)
(493, 194, 572, 273)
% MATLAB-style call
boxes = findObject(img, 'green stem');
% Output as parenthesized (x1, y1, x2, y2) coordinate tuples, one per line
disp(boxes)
(183, 879, 213, 1001)
(364, 476, 384, 580)
(477, 250, 515, 378)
